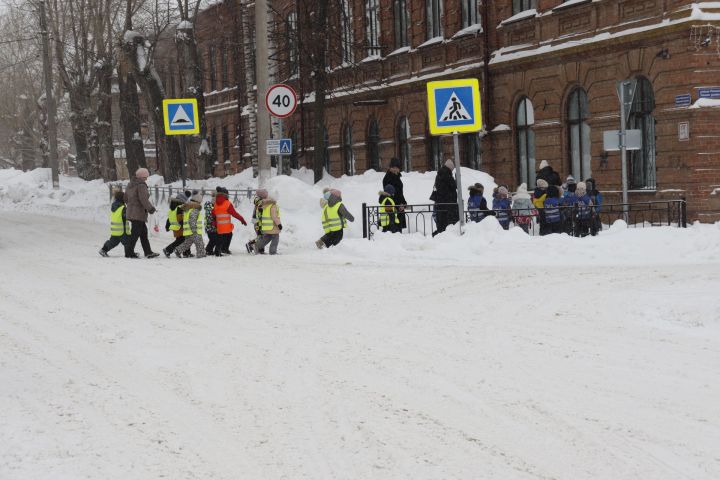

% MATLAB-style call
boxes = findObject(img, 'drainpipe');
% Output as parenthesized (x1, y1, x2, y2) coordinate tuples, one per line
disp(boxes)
(481, 0, 492, 130)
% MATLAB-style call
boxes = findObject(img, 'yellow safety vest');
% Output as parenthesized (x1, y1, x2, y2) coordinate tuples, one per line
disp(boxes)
(260, 204, 280, 233)
(168, 208, 181, 231)
(182, 209, 204, 235)
(322, 202, 347, 233)
(379, 197, 399, 227)
(110, 205, 128, 236)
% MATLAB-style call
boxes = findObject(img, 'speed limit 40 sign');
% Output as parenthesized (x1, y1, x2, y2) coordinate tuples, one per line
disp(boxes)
(266, 84, 298, 118)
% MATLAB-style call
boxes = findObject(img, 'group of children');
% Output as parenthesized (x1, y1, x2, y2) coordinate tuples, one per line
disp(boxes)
(463, 176, 603, 236)
(99, 186, 286, 258)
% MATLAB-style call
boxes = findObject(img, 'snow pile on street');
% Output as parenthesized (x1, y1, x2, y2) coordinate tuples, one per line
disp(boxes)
(1, 166, 720, 267)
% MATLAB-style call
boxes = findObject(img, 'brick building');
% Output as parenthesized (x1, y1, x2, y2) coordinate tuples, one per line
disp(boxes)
(154, 0, 720, 220)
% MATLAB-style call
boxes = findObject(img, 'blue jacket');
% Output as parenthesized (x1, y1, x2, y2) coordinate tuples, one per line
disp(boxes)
(492, 198, 511, 226)
(561, 192, 577, 206)
(590, 192, 603, 213)
(575, 194, 593, 220)
(468, 193, 489, 222)
(544, 197, 562, 223)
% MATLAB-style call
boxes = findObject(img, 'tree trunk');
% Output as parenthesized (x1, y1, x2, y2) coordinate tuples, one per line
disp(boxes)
(69, 88, 100, 180)
(176, 22, 208, 179)
(311, 0, 329, 183)
(37, 96, 49, 168)
(96, 59, 117, 181)
(242, 5, 258, 175)
(118, 55, 147, 176)
(20, 97, 36, 171)
(122, 31, 181, 182)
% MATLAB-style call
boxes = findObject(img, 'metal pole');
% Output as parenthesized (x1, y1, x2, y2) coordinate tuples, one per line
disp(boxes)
(179, 136, 187, 189)
(39, 0, 59, 189)
(453, 133, 465, 232)
(619, 83, 629, 222)
(277, 117, 283, 176)
(255, 0, 271, 187)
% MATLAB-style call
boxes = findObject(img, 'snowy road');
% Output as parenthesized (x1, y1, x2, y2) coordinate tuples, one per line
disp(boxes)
(1, 212, 719, 479)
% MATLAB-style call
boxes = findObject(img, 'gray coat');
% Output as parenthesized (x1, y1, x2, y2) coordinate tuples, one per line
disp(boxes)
(124, 177, 156, 222)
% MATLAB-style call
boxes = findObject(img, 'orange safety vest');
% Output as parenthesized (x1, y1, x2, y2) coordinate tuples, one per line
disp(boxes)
(214, 200, 234, 234)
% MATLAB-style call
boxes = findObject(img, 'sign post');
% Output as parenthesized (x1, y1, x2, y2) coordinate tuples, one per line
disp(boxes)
(427, 78, 483, 233)
(266, 84, 298, 177)
(616, 80, 637, 221)
(163, 98, 200, 188)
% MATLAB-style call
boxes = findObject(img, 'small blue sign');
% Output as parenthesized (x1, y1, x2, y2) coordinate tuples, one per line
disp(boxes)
(698, 88, 720, 99)
(433, 86, 477, 129)
(675, 94, 692, 107)
(279, 138, 292, 156)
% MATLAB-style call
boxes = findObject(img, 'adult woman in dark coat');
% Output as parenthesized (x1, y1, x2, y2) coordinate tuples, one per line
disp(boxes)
(382, 157, 408, 230)
(432, 159, 459, 236)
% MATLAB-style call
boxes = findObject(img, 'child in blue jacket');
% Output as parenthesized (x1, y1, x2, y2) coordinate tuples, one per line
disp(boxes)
(574, 182, 594, 237)
(542, 185, 563, 235)
(492, 186, 512, 230)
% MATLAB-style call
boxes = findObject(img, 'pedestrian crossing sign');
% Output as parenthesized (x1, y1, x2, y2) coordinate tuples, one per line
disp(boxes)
(279, 139, 292, 155)
(162, 98, 200, 135)
(427, 79, 482, 135)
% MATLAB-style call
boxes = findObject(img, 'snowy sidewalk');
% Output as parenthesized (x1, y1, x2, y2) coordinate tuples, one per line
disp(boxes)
(1, 212, 719, 479)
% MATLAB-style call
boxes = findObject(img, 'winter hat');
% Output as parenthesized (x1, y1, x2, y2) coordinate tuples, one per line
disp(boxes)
(516, 183, 528, 195)
(389, 157, 402, 169)
(539, 160, 549, 170)
(114, 190, 125, 202)
(135, 167, 150, 179)
(536, 178, 549, 189)
(191, 193, 203, 203)
(383, 184, 396, 196)
(497, 186, 509, 197)
(444, 159, 455, 170)
(566, 175, 576, 185)
(256, 188, 268, 199)
(175, 193, 189, 203)
(253, 196, 262, 206)
(218, 187, 229, 198)
(330, 189, 342, 198)
(576, 182, 587, 195)
(468, 183, 484, 193)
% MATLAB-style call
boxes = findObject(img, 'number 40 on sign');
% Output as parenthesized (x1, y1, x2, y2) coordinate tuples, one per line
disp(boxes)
(266, 84, 298, 118)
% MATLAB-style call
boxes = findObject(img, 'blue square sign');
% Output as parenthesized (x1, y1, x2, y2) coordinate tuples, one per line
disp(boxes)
(163, 98, 199, 135)
(427, 79, 482, 135)
(279, 138, 292, 156)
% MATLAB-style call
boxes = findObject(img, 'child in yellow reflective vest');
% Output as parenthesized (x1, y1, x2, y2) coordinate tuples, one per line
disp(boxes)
(99, 190, 129, 257)
(315, 188, 354, 249)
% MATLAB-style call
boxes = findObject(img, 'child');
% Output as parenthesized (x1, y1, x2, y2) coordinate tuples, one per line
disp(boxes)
(204, 190, 218, 255)
(254, 191, 282, 255)
(163, 194, 187, 257)
(511, 183, 535, 234)
(316, 189, 355, 248)
(99, 190, 129, 257)
(492, 186, 512, 230)
(175, 193, 206, 258)
(213, 186, 247, 255)
(542, 185, 563, 235)
(467, 183, 489, 222)
(245, 194, 265, 254)
(378, 184, 400, 233)
(533, 179, 549, 235)
(586, 177, 603, 236)
(573, 181, 594, 237)
(561, 176, 577, 235)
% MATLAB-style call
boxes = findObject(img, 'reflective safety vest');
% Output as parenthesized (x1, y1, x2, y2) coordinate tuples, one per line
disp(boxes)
(544, 198, 561, 224)
(322, 202, 347, 233)
(259, 203, 280, 233)
(182, 209, 204, 235)
(168, 207, 181, 231)
(214, 200, 234, 234)
(110, 205, 129, 236)
(379, 197, 399, 227)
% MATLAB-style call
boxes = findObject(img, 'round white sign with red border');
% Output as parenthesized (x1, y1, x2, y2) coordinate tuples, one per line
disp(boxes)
(265, 84, 298, 118)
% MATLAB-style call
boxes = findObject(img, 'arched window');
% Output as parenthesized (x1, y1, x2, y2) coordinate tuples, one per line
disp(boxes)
(428, 134, 443, 170)
(340, 0, 354, 64)
(629, 77, 656, 189)
(567, 88, 591, 180)
(367, 119, 380, 171)
(462, 133, 480, 169)
(287, 12, 298, 76)
(397, 116, 411, 172)
(366, 0, 381, 57)
(427, 0, 443, 39)
(207, 46, 216, 91)
(342, 122, 355, 175)
(516, 96, 536, 187)
(461, 0, 479, 28)
(394, 0, 409, 48)
(323, 126, 330, 173)
(220, 48, 229, 89)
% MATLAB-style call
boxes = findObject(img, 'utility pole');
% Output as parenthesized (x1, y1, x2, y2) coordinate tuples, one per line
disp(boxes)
(255, 0, 271, 187)
(39, 0, 59, 189)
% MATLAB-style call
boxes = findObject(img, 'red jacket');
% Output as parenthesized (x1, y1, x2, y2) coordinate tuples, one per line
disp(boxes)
(213, 196, 247, 233)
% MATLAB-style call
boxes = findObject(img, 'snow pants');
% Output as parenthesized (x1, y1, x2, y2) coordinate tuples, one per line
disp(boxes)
(255, 233, 279, 255)
(165, 236, 185, 253)
(321, 229, 343, 247)
(176, 233, 206, 258)
(102, 234, 128, 252)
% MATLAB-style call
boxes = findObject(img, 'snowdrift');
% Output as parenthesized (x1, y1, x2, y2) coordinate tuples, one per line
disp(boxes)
(1, 167, 719, 266)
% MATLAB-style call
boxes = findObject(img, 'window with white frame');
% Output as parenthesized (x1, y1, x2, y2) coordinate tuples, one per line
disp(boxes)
(567, 88, 591, 181)
(516, 96, 536, 187)
(394, 0, 409, 48)
(366, 0, 381, 57)
(629, 77, 656, 189)
(341, 0, 354, 64)
(367, 119, 381, 171)
(461, 0, 479, 28)
(398, 116, 411, 172)
(427, 0, 443, 39)
(287, 11, 298, 76)
(342, 123, 355, 175)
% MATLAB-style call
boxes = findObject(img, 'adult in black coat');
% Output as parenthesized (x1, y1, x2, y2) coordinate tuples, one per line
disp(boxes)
(536, 160, 562, 187)
(432, 159, 459, 236)
(382, 157, 408, 230)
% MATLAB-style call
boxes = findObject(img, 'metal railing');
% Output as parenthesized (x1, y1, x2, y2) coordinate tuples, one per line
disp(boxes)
(109, 183, 255, 208)
(362, 199, 687, 239)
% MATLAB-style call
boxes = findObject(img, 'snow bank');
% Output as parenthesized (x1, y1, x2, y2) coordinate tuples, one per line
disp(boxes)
(1, 167, 719, 267)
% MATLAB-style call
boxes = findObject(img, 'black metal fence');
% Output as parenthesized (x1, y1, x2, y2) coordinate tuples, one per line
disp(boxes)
(108, 183, 255, 208)
(362, 199, 687, 239)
